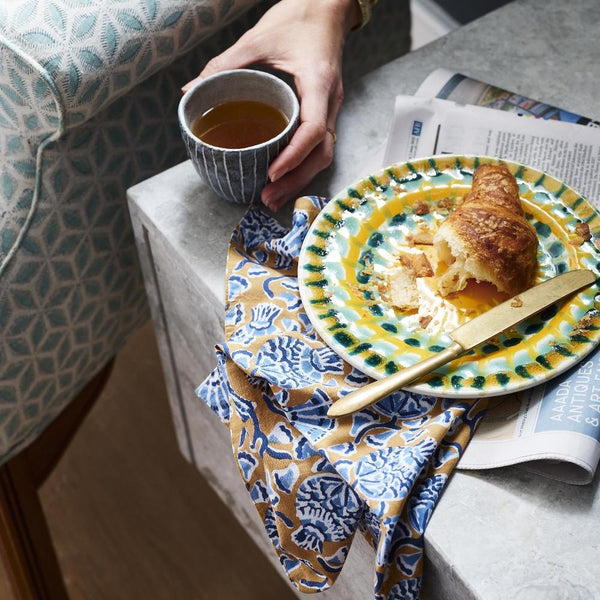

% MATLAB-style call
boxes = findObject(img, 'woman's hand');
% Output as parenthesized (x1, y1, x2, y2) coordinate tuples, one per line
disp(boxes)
(182, 0, 361, 211)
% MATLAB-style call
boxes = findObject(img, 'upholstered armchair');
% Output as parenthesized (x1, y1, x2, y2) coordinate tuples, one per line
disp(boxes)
(0, 1, 274, 597)
(0, 0, 411, 597)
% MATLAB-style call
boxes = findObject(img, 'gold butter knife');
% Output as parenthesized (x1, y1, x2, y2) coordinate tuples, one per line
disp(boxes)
(328, 269, 597, 418)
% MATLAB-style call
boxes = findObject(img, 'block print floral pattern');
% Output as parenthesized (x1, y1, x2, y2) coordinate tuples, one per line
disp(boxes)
(197, 196, 488, 599)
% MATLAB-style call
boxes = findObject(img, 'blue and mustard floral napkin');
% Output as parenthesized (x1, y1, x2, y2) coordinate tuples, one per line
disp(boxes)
(197, 196, 487, 599)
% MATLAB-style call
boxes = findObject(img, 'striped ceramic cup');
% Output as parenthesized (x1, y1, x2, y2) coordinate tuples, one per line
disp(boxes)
(178, 69, 299, 205)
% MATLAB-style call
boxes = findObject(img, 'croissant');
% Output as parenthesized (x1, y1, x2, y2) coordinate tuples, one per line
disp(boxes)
(434, 163, 538, 296)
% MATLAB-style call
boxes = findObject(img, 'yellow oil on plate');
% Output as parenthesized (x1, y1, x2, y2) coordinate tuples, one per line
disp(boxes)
(298, 155, 600, 398)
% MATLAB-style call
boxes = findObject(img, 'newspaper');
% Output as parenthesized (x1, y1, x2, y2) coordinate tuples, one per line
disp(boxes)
(382, 68, 600, 484)
(415, 68, 600, 128)
(383, 97, 600, 203)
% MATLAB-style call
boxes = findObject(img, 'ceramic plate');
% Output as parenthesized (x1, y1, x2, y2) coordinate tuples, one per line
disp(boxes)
(298, 155, 600, 398)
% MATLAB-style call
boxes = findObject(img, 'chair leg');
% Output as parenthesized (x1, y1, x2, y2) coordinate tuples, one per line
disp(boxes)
(0, 358, 115, 599)
(0, 454, 69, 600)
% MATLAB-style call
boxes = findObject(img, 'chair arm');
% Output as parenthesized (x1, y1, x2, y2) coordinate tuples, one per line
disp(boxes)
(0, 0, 262, 130)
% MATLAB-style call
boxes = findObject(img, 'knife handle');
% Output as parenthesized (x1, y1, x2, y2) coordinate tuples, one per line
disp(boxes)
(327, 341, 464, 417)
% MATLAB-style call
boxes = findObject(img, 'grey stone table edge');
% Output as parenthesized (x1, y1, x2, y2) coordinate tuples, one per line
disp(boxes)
(128, 1, 600, 598)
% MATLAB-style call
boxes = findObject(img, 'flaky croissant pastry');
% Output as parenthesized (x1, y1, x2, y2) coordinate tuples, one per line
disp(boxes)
(434, 163, 538, 296)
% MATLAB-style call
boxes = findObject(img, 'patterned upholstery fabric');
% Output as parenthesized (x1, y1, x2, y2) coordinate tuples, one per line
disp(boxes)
(0, 0, 410, 465)
(0, 1, 263, 129)
(0, 0, 266, 463)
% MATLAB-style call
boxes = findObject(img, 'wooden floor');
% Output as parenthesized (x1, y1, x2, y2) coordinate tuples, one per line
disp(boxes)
(0, 322, 296, 599)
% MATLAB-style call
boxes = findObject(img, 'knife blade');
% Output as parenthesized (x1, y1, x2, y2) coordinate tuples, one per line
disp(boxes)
(327, 268, 596, 418)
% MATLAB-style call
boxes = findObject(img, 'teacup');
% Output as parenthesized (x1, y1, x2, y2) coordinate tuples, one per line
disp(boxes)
(178, 69, 300, 205)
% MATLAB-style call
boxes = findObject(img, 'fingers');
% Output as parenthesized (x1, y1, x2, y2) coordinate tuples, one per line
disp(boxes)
(263, 76, 342, 211)
(268, 121, 326, 183)
(262, 114, 338, 212)
(268, 72, 343, 182)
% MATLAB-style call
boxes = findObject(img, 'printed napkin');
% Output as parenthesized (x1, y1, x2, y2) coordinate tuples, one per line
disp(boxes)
(196, 196, 487, 599)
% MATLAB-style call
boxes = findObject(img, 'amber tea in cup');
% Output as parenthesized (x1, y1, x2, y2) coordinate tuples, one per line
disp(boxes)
(192, 100, 289, 149)
(179, 69, 299, 204)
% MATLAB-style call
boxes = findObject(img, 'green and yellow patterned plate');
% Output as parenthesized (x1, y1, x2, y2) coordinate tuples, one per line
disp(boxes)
(298, 155, 600, 398)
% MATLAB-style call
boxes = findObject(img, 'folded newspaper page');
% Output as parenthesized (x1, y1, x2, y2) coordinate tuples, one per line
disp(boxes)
(415, 68, 600, 128)
(382, 70, 600, 484)
(383, 95, 600, 202)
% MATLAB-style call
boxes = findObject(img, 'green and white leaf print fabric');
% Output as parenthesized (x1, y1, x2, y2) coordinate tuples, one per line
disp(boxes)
(0, 0, 259, 127)
(0, 0, 263, 462)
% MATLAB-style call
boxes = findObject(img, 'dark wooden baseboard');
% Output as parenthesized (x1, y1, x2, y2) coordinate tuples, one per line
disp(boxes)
(0, 359, 114, 600)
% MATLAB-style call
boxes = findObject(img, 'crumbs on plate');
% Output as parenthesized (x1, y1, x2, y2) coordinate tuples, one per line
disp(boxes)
(571, 222, 592, 246)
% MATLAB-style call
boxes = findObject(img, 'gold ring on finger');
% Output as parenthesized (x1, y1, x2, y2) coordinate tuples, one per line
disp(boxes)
(326, 127, 337, 145)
